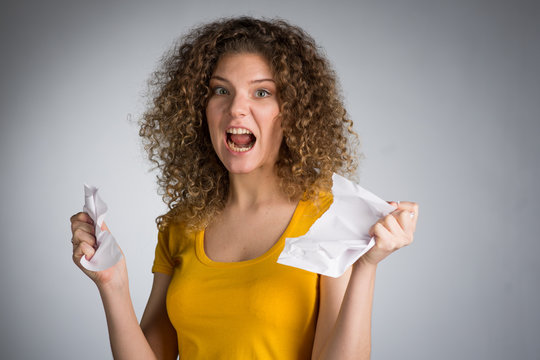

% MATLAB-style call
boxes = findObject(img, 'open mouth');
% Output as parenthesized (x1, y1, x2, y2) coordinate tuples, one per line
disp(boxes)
(226, 127, 256, 152)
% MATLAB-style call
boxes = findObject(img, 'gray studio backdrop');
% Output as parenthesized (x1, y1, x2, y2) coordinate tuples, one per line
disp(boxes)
(1, 0, 539, 359)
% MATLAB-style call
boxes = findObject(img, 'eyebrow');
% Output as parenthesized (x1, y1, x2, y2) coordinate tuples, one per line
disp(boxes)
(210, 75, 275, 84)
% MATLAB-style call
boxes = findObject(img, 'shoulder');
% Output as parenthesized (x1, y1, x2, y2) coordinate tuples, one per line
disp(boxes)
(287, 190, 333, 238)
(158, 220, 198, 252)
(302, 190, 333, 219)
(160, 219, 199, 237)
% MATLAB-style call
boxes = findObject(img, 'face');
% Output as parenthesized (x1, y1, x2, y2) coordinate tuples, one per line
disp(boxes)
(206, 53, 282, 175)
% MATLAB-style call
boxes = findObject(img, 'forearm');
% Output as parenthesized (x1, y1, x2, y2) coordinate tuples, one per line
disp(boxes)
(99, 283, 157, 360)
(317, 260, 377, 360)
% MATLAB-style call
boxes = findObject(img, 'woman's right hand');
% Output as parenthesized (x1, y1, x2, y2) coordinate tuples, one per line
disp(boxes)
(70, 212, 128, 290)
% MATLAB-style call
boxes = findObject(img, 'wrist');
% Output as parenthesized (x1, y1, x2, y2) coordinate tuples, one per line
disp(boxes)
(353, 257, 378, 272)
(97, 277, 130, 298)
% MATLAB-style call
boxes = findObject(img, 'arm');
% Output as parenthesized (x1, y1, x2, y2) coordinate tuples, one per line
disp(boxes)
(311, 201, 418, 360)
(98, 272, 178, 360)
(312, 261, 377, 360)
(140, 273, 178, 359)
(71, 212, 178, 360)
(98, 269, 161, 360)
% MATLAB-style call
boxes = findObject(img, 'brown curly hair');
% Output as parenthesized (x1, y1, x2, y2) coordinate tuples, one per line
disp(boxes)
(140, 16, 359, 231)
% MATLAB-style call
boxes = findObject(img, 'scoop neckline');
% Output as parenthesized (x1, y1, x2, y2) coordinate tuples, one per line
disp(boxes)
(195, 199, 306, 268)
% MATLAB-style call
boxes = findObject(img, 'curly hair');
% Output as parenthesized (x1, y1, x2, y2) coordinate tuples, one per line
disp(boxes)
(140, 16, 359, 231)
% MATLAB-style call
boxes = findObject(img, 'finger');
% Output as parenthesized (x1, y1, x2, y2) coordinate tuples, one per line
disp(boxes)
(70, 212, 94, 226)
(369, 222, 400, 252)
(387, 201, 399, 209)
(394, 201, 418, 231)
(71, 227, 96, 248)
(391, 211, 415, 245)
(369, 221, 392, 240)
(377, 213, 411, 250)
(101, 221, 110, 232)
(71, 220, 95, 235)
(73, 241, 96, 263)
(390, 209, 414, 233)
(394, 201, 419, 216)
(382, 213, 407, 237)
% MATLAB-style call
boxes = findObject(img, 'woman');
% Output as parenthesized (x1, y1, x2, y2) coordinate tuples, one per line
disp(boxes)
(70, 17, 418, 359)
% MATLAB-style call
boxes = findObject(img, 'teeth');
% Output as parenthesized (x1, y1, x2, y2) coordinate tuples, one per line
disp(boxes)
(225, 127, 255, 153)
(227, 139, 254, 152)
(226, 128, 253, 135)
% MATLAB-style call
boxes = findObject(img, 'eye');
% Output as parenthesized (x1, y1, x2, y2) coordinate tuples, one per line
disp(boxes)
(213, 86, 229, 95)
(255, 89, 271, 98)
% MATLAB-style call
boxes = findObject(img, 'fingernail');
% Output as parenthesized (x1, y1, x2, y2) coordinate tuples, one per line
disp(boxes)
(409, 212, 415, 219)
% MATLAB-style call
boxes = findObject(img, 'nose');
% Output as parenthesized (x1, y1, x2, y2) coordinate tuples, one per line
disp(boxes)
(228, 93, 248, 118)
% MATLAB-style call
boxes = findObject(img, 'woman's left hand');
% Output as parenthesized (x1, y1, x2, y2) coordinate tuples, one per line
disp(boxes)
(359, 201, 419, 267)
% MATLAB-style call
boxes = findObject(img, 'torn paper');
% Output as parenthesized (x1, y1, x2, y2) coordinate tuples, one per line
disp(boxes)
(80, 185, 122, 271)
(277, 173, 396, 278)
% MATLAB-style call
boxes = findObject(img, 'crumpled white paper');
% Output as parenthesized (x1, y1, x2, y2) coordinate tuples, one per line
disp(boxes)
(277, 173, 396, 278)
(80, 185, 122, 271)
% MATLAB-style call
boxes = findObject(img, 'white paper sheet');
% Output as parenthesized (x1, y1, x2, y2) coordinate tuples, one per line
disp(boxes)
(277, 173, 396, 278)
(80, 185, 122, 271)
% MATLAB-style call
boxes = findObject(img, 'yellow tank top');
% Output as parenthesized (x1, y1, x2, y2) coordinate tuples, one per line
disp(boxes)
(152, 192, 332, 359)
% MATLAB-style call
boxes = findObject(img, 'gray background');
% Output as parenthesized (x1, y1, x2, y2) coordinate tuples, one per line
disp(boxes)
(1, 0, 539, 359)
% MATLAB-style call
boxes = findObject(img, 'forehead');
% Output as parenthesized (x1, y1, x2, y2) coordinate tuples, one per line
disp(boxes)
(212, 53, 274, 79)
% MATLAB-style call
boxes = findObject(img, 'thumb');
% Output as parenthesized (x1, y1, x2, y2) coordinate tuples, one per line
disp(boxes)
(388, 201, 399, 209)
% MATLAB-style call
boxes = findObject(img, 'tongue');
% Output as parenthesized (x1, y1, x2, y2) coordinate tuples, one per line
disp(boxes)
(230, 134, 252, 145)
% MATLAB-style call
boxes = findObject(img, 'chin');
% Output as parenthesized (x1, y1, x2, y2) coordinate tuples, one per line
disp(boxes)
(223, 162, 258, 175)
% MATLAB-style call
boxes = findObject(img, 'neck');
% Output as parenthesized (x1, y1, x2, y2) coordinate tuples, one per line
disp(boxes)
(227, 167, 287, 209)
